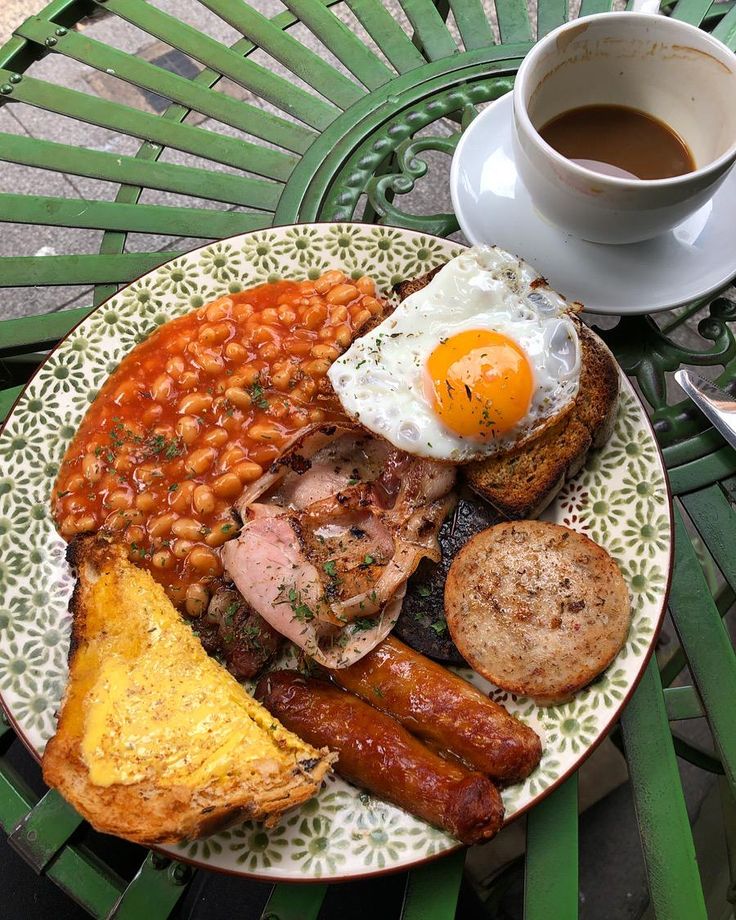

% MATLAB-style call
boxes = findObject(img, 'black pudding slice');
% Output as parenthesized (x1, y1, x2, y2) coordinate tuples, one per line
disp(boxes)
(395, 492, 502, 663)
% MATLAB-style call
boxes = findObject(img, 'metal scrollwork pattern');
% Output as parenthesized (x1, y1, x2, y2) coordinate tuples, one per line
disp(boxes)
(322, 77, 514, 227)
(597, 298, 736, 450)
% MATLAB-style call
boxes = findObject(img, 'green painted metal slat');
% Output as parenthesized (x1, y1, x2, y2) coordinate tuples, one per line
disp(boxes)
(0, 193, 269, 237)
(664, 685, 705, 721)
(578, 0, 613, 14)
(672, 733, 724, 774)
(682, 484, 736, 594)
(620, 660, 707, 920)
(670, 508, 736, 790)
(671, 0, 712, 24)
(493, 0, 534, 44)
(7, 790, 83, 872)
(0, 252, 184, 287)
(663, 428, 724, 470)
(260, 884, 327, 920)
(398, 0, 459, 61)
(79, 14, 277, 309)
(713, 4, 736, 46)
(705, 0, 736, 25)
(0, 761, 36, 832)
(0, 386, 24, 422)
(98, 0, 338, 130)
(0, 132, 280, 210)
(0, 70, 296, 182)
(447, 0, 495, 49)
(0, 306, 90, 356)
(669, 446, 736, 495)
(345, 0, 427, 72)
(14, 17, 315, 155)
(401, 848, 466, 920)
(0, 761, 123, 918)
(46, 846, 123, 920)
(109, 854, 190, 919)
(282, 0, 394, 88)
(524, 775, 578, 920)
(538, 0, 568, 38)
(94, 235, 132, 307)
(198, 0, 364, 109)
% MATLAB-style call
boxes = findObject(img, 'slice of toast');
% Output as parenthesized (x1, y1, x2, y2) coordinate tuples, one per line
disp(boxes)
(42, 537, 333, 845)
(394, 270, 620, 519)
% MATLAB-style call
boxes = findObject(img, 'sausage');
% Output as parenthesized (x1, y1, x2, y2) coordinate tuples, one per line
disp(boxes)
(329, 636, 541, 784)
(255, 670, 504, 845)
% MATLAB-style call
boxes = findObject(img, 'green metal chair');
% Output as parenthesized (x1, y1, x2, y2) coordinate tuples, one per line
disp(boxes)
(2, 0, 736, 916)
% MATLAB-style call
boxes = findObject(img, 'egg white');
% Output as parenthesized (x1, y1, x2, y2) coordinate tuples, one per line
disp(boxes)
(328, 246, 582, 463)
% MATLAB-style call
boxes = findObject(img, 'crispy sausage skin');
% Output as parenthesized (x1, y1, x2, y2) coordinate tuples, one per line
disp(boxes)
(329, 636, 541, 784)
(255, 670, 504, 845)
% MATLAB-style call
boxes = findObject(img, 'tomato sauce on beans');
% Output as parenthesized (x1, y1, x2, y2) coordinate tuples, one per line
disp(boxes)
(52, 271, 384, 616)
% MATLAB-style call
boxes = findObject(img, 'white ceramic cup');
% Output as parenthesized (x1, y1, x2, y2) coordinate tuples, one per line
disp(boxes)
(512, 12, 736, 244)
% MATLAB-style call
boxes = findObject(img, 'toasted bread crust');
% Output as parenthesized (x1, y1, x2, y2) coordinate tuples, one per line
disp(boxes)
(444, 522, 631, 704)
(573, 322, 620, 448)
(43, 537, 333, 845)
(394, 266, 620, 519)
(392, 264, 445, 302)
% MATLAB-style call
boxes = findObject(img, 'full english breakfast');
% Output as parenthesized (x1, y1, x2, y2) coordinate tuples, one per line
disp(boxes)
(43, 245, 631, 847)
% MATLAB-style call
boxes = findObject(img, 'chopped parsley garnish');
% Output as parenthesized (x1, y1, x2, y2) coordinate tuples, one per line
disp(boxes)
(417, 584, 431, 598)
(363, 554, 374, 566)
(145, 433, 184, 460)
(372, 686, 384, 698)
(353, 617, 376, 631)
(276, 583, 315, 622)
(323, 560, 338, 577)
(129, 541, 151, 559)
(248, 378, 269, 410)
(430, 620, 448, 636)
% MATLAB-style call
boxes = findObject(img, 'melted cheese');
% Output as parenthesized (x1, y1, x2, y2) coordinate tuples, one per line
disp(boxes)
(78, 557, 310, 789)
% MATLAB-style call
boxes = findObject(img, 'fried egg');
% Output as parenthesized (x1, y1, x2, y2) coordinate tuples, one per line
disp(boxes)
(327, 246, 581, 463)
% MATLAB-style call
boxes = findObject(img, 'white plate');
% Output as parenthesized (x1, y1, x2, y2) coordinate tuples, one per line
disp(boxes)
(450, 92, 736, 315)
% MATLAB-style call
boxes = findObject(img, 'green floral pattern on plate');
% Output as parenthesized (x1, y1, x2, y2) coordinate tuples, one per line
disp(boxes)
(0, 224, 671, 880)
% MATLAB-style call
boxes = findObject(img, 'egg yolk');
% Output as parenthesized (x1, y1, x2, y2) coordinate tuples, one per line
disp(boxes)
(425, 329, 534, 439)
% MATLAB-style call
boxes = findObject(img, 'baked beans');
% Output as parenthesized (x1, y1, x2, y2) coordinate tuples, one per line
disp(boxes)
(52, 275, 382, 609)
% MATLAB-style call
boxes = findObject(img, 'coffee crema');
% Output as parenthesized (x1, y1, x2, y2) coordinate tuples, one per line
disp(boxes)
(538, 104, 696, 180)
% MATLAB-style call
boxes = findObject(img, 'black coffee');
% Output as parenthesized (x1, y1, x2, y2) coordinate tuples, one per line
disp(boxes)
(539, 104, 696, 180)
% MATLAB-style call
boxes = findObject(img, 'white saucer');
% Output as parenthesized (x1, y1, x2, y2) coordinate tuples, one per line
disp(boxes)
(450, 92, 736, 315)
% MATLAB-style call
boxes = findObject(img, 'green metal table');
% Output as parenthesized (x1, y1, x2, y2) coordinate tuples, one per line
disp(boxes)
(2, 0, 736, 917)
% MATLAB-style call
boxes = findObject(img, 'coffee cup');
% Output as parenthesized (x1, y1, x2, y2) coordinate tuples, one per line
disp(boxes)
(512, 12, 736, 244)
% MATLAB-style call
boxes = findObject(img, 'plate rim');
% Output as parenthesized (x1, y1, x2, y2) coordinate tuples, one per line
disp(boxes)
(450, 91, 736, 316)
(0, 222, 674, 882)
